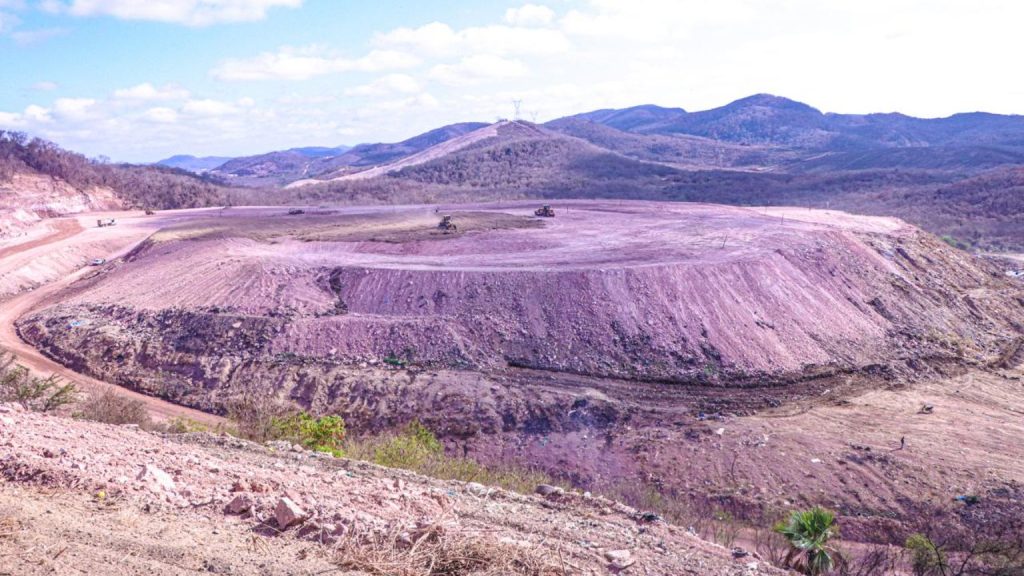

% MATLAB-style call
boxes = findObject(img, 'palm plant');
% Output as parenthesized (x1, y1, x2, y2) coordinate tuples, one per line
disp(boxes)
(774, 507, 842, 575)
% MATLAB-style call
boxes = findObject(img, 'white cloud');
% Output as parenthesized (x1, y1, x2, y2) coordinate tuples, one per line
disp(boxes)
(52, 97, 96, 121)
(141, 107, 178, 123)
(49, 0, 302, 26)
(31, 81, 59, 91)
(211, 45, 419, 81)
(345, 74, 421, 96)
(505, 4, 555, 27)
(23, 104, 52, 123)
(429, 55, 528, 86)
(182, 98, 238, 116)
(375, 21, 570, 57)
(113, 82, 190, 101)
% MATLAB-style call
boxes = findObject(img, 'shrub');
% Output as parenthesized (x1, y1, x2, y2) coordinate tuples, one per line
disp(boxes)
(774, 507, 843, 575)
(0, 352, 77, 412)
(907, 533, 947, 576)
(271, 412, 346, 457)
(226, 393, 293, 443)
(75, 389, 152, 428)
(345, 421, 561, 495)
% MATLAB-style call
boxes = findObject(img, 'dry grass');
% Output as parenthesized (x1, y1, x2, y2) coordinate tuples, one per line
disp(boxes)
(74, 389, 152, 428)
(334, 522, 561, 576)
(0, 512, 20, 541)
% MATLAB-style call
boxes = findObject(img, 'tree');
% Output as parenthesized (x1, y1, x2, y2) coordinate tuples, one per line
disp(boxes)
(774, 507, 843, 575)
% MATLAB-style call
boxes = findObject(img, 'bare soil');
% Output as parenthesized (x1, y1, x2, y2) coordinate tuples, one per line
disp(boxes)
(0, 404, 776, 575)
(4, 200, 1024, 551)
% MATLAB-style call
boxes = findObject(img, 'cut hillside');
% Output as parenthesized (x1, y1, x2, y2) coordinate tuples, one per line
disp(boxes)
(287, 121, 544, 187)
(0, 131, 229, 235)
(307, 122, 490, 179)
(18, 201, 1023, 415)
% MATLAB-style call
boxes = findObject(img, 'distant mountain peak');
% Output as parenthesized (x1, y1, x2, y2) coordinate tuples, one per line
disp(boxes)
(723, 93, 821, 113)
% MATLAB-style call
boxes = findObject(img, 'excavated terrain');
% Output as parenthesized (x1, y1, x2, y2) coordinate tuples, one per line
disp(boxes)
(13, 200, 1024, 543)
(0, 173, 121, 240)
(0, 404, 775, 575)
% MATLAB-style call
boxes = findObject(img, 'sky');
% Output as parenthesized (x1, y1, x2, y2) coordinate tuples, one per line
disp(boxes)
(0, 0, 1022, 162)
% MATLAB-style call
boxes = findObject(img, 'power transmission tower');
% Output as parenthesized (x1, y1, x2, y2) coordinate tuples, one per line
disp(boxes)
(529, 111, 539, 123)
(512, 99, 522, 121)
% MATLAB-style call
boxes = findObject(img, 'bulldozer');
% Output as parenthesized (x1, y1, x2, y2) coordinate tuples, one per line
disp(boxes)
(534, 204, 555, 217)
(437, 215, 458, 233)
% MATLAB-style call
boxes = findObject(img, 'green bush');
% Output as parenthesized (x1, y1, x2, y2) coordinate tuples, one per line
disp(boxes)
(271, 411, 346, 457)
(906, 533, 947, 576)
(0, 352, 77, 412)
(345, 421, 561, 495)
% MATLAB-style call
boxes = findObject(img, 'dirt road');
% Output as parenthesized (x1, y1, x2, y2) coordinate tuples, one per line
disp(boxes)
(0, 213, 223, 425)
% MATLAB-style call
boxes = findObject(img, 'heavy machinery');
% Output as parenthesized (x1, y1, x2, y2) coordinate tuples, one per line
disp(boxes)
(535, 204, 555, 217)
(288, 208, 305, 215)
(96, 218, 116, 227)
(437, 215, 457, 233)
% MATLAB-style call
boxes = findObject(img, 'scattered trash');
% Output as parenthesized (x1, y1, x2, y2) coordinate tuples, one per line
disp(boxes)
(918, 404, 934, 414)
(955, 495, 981, 506)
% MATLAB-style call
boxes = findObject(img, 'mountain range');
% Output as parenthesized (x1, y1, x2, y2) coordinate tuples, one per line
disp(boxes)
(160, 93, 1024, 186)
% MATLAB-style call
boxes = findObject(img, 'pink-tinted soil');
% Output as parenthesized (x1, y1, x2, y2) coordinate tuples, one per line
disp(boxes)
(0, 403, 778, 575)
(9, 200, 1024, 548)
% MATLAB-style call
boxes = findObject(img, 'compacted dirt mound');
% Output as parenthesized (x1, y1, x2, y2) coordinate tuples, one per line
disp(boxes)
(18, 201, 1024, 405)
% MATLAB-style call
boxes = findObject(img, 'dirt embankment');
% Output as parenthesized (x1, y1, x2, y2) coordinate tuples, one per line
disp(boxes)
(0, 173, 121, 240)
(12, 201, 1024, 543)
(18, 202, 1024, 396)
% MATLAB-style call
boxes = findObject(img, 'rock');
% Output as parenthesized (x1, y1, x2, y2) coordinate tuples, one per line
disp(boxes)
(137, 464, 176, 492)
(466, 482, 489, 497)
(274, 497, 308, 529)
(535, 484, 564, 498)
(42, 448, 58, 458)
(731, 547, 749, 558)
(224, 495, 252, 515)
(604, 549, 635, 570)
(0, 416, 14, 426)
(230, 480, 249, 492)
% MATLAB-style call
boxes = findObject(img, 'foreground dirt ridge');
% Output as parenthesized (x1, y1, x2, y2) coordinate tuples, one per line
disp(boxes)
(0, 404, 777, 575)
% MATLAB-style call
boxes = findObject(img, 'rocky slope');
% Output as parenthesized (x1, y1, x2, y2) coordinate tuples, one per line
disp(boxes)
(16, 202, 1024, 414)
(0, 173, 121, 239)
(0, 402, 777, 575)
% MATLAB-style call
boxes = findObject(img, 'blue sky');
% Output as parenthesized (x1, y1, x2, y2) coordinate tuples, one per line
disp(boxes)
(1, 1, 1022, 162)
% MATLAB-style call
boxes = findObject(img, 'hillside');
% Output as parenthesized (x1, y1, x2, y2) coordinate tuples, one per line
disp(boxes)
(208, 145, 351, 187)
(0, 404, 773, 575)
(9, 203, 1024, 560)
(155, 154, 233, 173)
(0, 131, 229, 237)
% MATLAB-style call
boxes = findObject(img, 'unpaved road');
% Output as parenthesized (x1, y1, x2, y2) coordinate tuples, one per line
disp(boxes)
(0, 212, 222, 425)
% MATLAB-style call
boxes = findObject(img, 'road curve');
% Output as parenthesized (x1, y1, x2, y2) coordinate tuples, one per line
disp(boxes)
(0, 215, 224, 426)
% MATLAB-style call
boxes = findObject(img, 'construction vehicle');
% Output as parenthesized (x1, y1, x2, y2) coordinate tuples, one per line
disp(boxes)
(144, 209, 155, 215)
(89, 258, 106, 266)
(96, 218, 116, 228)
(437, 215, 457, 233)
(534, 204, 555, 217)
(287, 208, 305, 215)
